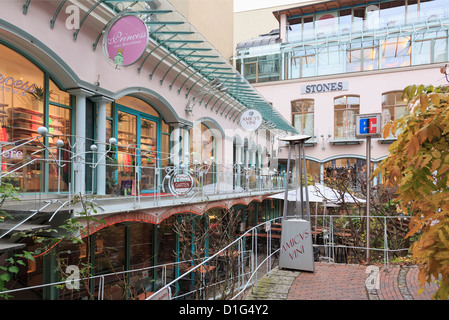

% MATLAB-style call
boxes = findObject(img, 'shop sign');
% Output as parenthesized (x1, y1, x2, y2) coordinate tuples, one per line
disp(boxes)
(170, 173, 193, 196)
(2, 150, 23, 160)
(265, 221, 271, 232)
(240, 109, 262, 131)
(147, 287, 171, 300)
(104, 15, 149, 67)
(301, 81, 348, 94)
(279, 219, 314, 272)
(0, 73, 37, 96)
(355, 113, 381, 139)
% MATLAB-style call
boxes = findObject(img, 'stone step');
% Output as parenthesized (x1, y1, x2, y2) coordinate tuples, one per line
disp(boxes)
(0, 223, 51, 232)
(0, 240, 25, 253)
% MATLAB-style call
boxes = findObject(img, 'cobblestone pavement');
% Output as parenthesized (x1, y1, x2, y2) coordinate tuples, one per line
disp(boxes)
(245, 263, 439, 300)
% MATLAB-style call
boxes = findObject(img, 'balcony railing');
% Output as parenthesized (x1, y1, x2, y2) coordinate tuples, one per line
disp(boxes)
(236, 17, 449, 84)
(0, 130, 287, 237)
(0, 214, 412, 300)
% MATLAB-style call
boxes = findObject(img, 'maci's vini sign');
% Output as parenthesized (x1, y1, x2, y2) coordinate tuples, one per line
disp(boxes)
(240, 109, 262, 131)
(279, 219, 314, 272)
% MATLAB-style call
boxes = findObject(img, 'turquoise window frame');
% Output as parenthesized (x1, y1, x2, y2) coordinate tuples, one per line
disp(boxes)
(0, 41, 74, 194)
(114, 102, 162, 194)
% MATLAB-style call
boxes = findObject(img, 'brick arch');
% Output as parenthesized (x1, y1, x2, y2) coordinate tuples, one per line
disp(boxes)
(81, 211, 159, 238)
(80, 195, 270, 237)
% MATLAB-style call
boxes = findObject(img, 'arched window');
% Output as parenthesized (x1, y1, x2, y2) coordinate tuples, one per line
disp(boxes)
(334, 95, 360, 140)
(291, 99, 314, 136)
(324, 157, 370, 191)
(115, 96, 168, 194)
(381, 91, 408, 138)
(190, 122, 215, 164)
(0, 43, 71, 192)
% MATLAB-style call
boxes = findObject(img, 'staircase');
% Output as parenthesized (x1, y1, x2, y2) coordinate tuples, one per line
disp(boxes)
(0, 196, 71, 254)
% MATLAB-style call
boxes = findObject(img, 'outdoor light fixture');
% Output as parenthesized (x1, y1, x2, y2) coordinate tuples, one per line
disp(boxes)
(37, 126, 48, 136)
(109, 137, 117, 145)
(56, 140, 65, 148)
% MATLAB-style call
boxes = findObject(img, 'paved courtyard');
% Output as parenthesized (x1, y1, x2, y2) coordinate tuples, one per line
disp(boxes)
(246, 263, 439, 300)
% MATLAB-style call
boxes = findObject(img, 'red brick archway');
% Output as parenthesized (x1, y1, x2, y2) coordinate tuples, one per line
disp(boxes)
(79, 195, 272, 237)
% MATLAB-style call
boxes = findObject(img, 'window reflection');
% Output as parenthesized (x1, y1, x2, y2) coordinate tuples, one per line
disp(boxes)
(382, 36, 411, 68)
(334, 95, 360, 140)
(292, 99, 314, 137)
(382, 91, 408, 138)
(244, 1, 449, 83)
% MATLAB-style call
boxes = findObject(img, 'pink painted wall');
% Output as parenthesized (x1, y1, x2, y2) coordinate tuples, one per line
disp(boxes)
(0, 1, 272, 166)
(255, 65, 446, 162)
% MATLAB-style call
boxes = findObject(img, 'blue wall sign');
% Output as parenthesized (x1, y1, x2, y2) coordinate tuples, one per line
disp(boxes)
(355, 114, 381, 139)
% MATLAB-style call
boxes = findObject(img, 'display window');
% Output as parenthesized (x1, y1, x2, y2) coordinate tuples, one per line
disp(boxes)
(0, 44, 72, 192)
(115, 96, 169, 195)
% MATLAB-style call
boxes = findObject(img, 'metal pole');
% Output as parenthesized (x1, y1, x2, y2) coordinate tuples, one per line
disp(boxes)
(282, 144, 292, 219)
(297, 143, 303, 219)
(302, 143, 310, 221)
(366, 136, 371, 263)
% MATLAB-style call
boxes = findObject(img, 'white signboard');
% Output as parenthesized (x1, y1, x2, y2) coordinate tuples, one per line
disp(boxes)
(301, 81, 348, 94)
(240, 109, 262, 131)
(170, 173, 193, 196)
(265, 221, 271, 232)
(146, 287, 171, 300)
(279, 219, 314, 272)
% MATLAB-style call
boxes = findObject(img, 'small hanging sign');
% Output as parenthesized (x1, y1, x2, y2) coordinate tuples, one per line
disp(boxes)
(103, 15, 149, 68)
(240, 109, 262, 131)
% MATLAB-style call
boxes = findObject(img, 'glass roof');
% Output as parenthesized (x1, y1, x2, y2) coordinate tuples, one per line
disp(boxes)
(28, 0, 297, 133)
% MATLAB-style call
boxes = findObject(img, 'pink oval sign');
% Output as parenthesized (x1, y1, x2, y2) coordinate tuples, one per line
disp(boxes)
(105, 15, 148, 67)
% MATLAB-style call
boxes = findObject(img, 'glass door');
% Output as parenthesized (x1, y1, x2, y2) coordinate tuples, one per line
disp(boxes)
(115, 104, 161, 195)
(139, 117, 158, 193)
(117, 110, 137, 195)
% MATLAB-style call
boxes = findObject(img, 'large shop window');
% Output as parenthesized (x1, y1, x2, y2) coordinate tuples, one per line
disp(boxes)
(115, 96, 168, 195)
(413, 31, 448, 65)
(242, 55, 281, 83)
(0, 44, 71, 192)
(324, 158, 371, 191)
(291, 99, 314, 137)
(334, 95, 360, 141)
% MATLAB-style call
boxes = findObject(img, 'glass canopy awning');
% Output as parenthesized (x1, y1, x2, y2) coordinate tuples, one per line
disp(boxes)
(22, 0, 296, 134)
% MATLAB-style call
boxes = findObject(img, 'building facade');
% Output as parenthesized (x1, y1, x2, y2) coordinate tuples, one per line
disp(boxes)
(0, 0, 294, 300)
(234, 0, 448, 185)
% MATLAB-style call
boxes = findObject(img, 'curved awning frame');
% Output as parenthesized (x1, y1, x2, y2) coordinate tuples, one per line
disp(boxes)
(22, 0, 296, 133)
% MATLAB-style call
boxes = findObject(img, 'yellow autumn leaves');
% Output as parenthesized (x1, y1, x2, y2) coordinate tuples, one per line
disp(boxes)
(375, 84, 449, 300)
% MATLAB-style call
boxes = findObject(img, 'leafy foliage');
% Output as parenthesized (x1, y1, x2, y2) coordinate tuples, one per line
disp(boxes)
(0, 191, 104, 300)
(375, 84, 449, 300)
